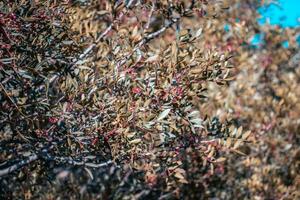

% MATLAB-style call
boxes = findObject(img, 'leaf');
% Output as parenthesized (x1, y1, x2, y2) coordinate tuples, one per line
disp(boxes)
(188, 110, 200, 118)
(226, 138, 232, 148)
(174, 171, 188, 183)
(63, 102, 68, 112)
(190, 118, 202, 125)
(174, 172, 185, 179)
(190, 118, 203, 128)
(144, 121, 155, 129)
(210, 163, 214, 174)
(195, 28, 203, 38)
(126, 132, 136, 139)
(145, 54, 159, 63)
(62, 40, 73, 45)
(157, 109, 171, 121)
(97, 10, 110, 15)
(233, 140, 242, 149)
(229, 125, 235, 137)
(232, 149, 246, 156)
(215, 157, 226, 163)
(171, 41, 177, 64)
(129, 138, 141, 144)
(178, 178, 189, 184)
(242, 130, 251, 140)
(208, 148, 215, 158)
(144, 99, 152, 107)
(236, 126, 243, 139)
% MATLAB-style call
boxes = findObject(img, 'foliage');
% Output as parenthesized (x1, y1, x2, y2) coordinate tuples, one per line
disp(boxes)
(0, 0, 299, 199)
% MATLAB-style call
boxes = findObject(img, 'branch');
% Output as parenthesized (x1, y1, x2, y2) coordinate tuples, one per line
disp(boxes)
(46, 155, 113, 168)
(0, 154, 38, 177)
(0, 153, 113, 177)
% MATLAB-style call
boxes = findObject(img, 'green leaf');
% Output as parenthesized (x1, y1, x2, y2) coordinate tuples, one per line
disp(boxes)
(157, 109, 171, 121)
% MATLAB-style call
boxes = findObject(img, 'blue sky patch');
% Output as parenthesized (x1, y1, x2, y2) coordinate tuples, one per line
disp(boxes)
(258, 0, 300, 28)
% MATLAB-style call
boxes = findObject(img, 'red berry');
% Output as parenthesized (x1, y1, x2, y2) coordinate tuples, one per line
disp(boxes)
(132, 87, 142, 94)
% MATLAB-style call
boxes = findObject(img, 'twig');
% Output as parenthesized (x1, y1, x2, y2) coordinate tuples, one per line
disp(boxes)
(49, 156, 113, 168)
(145, 1, 156, 30)
(0, 83, 27, 117)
